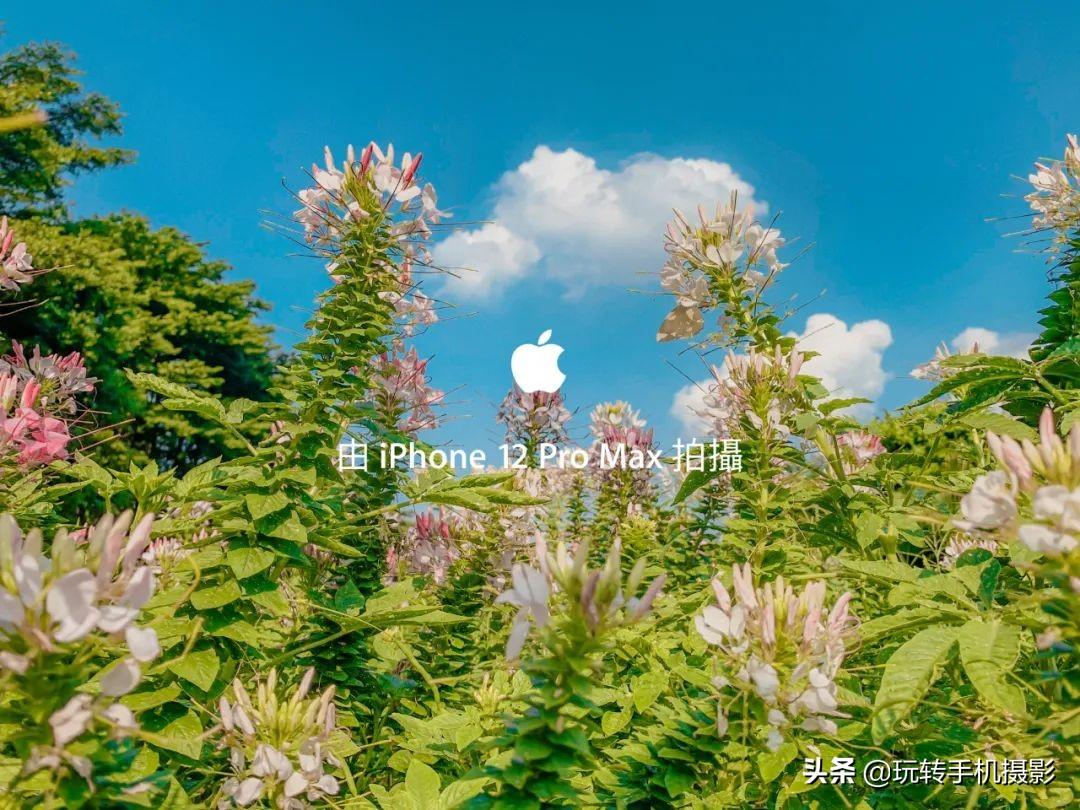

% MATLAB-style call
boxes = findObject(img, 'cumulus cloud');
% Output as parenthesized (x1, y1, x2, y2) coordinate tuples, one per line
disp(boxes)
(792, 314, 893, 417)
(436, 145, 763, 299)
(949, 327, 1034, 358)
(435, 223, 540, 300)
(669, 313, 894, 434)
(670, 380, 712, 437)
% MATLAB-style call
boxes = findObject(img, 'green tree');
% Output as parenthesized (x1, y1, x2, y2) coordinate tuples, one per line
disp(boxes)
(0, 39, 130, 217)
(0, 39, 277, 468)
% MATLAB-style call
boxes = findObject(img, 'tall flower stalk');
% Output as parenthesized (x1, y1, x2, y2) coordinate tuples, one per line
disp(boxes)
(475, 539, 665, 807)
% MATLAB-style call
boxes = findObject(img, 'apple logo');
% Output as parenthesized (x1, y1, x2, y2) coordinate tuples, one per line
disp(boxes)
(510, 329, 566, 393)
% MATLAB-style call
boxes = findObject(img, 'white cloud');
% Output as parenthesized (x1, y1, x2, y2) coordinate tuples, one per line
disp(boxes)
(669, 312, 894, 434)
(949, 327, 1034, 358)
(670, 380, 712, 437)
(434, 223, 540, 300)
(792, 314, 893, 417)
(436, 145, 763, 298)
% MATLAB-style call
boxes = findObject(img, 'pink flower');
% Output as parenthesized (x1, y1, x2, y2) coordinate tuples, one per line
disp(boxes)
(0, 216, 34, 290)
(497, 386, 571, 446)
(836, 431, 886, 473)
(293, 143, 448, 275)
(0, 407, 72, 465)
(370, 348, 444, 434)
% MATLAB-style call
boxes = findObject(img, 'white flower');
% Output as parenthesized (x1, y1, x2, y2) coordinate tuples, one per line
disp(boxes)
(695, 564, 855, 749)
(1019, 523, 1078, 556)
(765, 727, 784, 752)
(716, 708, 729, 737)
(1017, 484, 1080, 556)
(1025, 134, 1080, 246)
(496, 563, 551, 659)
(252, 744, 293, 781)
(227, 777, 264, 806)
(102, 703, 137, 731)
(0, 650, 29, 674)
(217, 669, 341, 808)
(0, 590, 25, 630)
(656, 194, 787, 342)
(747, 657, 780, 701)
(100, 657, 142, 697)
(1032, 485, 1080, 531)
(47, 570, 100, 642)
(50, 695, 93, 747)
(125, 625, 161, 662)
(0, 216, 34, 290)
(954, 471, 1016, 532)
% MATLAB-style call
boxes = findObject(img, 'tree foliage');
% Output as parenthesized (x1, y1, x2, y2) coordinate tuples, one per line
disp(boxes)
(0, 39, 277, 468)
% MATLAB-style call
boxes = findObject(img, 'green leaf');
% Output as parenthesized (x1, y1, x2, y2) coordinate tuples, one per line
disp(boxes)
(334, 580, 365, 612)
(125, 370, 207, 401)
(601, 705, 634, 736)
(249, 586, 292, 616)
(226, 398, 258, 424)
(168, 648, 221, 691)
(887, 574, 969, 606)
(631, 670, 667, 712)
(405, 760, 441, 807)
(454, 471, 515, 488)
(423, 489, 494, 512)
(854, 512, 884, 549)
(663, 766, 696, 797)
(266, 511, 308, 544)
(190, 579, 242, 610)
(439, 777, 487, 809)
(957, 620, 1026, 717)
(208, 619, 265, 646)
(978, 560, 1002, 608)
(245, 491, 290, 521)
(154, 710, 204, 760)
(872, 625, 958, 744)
(671, 469, 715, 504)
(839, 559, 919, 583)
(468, 486, 546, 506)
(161, 397, 228, 425)
(226, 547, 276, 579)
(122, 683, 182, 712)
(758, 742, 798, 783)
(859, 607, 945, 643)
(516, 737, 554, 761)
(304, 533, 363, 558)
(820, 397, 871, 415)
(959, 412, 1038, 441)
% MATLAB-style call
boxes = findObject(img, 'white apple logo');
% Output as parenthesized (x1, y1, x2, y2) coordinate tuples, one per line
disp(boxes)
(510, 329, 566, 393)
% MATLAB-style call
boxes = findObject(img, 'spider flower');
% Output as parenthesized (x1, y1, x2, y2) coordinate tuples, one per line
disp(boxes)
(0, 216, 34, 290)
(497, 537, 665, 660)
(1025, 133, 1080, 247)
(657, 192, 787, 342)
(836, 430, 886, 474)
(695, 563, 856, 749)
(588, 401, 646, 438)
(694, 345, 805, 439)
(497, 386, 571, 446)
(217, 668, 341, 808)
(293, 143, 448, 282)
(0, 513, 160, 781)
(958, 408, 1080, 557)
(369, 348, 444, 434)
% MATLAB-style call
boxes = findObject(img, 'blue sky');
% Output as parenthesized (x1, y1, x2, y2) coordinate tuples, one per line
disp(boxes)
(4, 2, 1078, 455)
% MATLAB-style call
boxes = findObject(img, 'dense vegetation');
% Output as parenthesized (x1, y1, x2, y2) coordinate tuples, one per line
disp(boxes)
(0, 39, 1077, 810)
